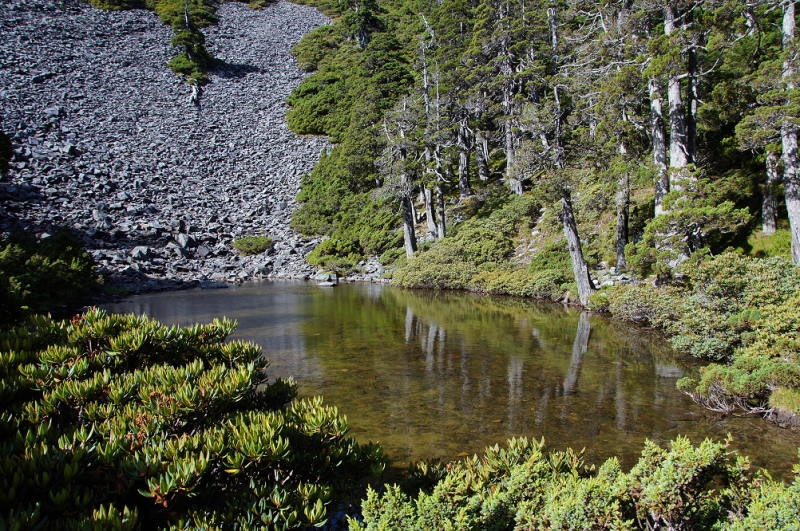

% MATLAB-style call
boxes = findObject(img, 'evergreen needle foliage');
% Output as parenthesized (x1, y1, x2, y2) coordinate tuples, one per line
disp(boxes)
(85, 0, 274, 83)
(232, 235, 273, 256)
(0, 231, 100, 328)
(352, 436, 800, 531)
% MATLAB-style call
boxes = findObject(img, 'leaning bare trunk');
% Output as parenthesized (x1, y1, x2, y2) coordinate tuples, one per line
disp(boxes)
(783, 0, 800, 264)
(424, 186, 437, 240)
(560, 194, 595, 307)
(764, 151, 779, 235)
(475, 130, 490, 181)
(400, 175, 417, 257)
(435, 182, 446, 239)
(401, 194, 417, 257)
(458, 122, 471, 198)
(650, 78, 669, 215)
(616, 171, 630, 269)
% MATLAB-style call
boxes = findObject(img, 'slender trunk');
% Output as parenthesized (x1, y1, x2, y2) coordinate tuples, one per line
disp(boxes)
(782, 0, 800, 264)
(435, 182, 446, 239)
(475, 130, 490, 180)
(457, 122, 471, 198)
(650, 78, 669, 215)
(764, 151, 779, 235)
(506, 118, 523, 195)
(401, 193, 417, 257)
(665, 5, 689, 180)
(687, 11, 698, 163)
(560, 193, 595, 307)
(616, 161, 630, 269)
(424, 185, 437, 239)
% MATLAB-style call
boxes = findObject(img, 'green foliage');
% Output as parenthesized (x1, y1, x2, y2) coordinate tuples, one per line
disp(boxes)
(671, 254, 800, 360)
(89, 0, 275, 84)
(605, 284, 681, 325)
(0, 309, 386, 530)
(742, 228, 794, 260)
(603, 253, 800, 417)
(232, 235, 273, 256)
(88, 0, 140, 9)
(286, 0, 415, 254)
(353, 435, 787, 531)
(307, 238, 362, 275)
(0, 231, 99, 328)
(726, 467, 800, 531)
(393, 196, 541, 291)
(625, 177, 751, 278)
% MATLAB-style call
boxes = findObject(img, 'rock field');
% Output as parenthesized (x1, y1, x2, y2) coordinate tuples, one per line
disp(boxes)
(0, 0, 375, 292)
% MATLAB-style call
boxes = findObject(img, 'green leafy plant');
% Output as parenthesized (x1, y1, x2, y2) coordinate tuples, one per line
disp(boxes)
(0, 309, 386, 530)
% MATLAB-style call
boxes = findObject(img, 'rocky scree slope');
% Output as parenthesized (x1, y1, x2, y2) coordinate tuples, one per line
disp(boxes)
(0, 0, 335, 292)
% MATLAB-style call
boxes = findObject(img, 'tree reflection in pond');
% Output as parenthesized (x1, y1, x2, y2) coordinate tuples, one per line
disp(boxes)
(102, 281, 800, 480)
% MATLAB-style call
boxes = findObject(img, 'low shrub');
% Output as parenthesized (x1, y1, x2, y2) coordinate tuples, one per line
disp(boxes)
(394, 195, 541, 291)
(0, 310, 385, 530)
(232, 234, 273, 256)
(609, 253, 800, 417)
(307, 238, 361, 275)
(0, 231, 99, 327)
(352, 435, 784, 531)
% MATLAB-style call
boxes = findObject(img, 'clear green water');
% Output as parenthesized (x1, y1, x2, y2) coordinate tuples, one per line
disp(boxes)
(102, 281, 800, 480)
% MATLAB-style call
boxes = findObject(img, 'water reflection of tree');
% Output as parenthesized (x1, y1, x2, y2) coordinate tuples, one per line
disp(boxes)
(296, 284, 697, 465)
(563, 312, 591, 395)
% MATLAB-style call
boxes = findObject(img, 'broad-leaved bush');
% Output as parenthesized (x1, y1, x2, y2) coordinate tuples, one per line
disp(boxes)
(0, 310, 385, 530)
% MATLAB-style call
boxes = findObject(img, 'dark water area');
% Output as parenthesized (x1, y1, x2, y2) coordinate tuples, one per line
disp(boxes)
(101, 281, 800, 481)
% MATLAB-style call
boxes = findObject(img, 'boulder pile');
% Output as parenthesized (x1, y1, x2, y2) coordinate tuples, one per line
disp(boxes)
(0, 0, 336, 291)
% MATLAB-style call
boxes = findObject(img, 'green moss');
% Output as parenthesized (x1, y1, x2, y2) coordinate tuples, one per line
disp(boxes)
(770, 387, 800, 415)
(742, 227, 793, 259)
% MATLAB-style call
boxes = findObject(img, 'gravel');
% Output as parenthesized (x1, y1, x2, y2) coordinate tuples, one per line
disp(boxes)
(0, 0, 343, 292)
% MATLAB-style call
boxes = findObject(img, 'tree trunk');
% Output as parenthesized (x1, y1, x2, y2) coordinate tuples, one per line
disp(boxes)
(410, 196, 419, 224)
(764, 150, 779, 235)
(457, 122, 471, 198)
(686, 10, 698, 163)
(424, 186, 437, 240)
(435, 182, 446, 239)
(475, 130, 490, 181)
(650, 77, 669, 215)
(560, 193, 595, 307)
(616, 168, 630, 269)
(782, 0, 800, 264)
(665, 5, 689, 181)
(506, 118, 523, 195)
(401, 194, 417, 257)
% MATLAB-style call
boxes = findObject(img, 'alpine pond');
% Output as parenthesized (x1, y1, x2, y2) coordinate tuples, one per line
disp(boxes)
(102, 281, 800, 480)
